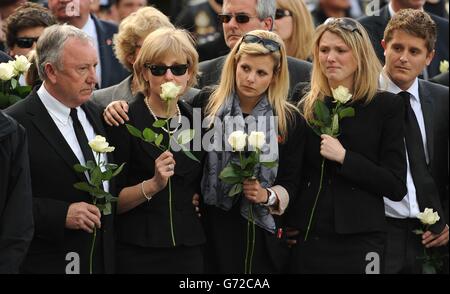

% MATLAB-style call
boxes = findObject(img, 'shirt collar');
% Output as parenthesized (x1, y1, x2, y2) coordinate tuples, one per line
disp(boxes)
(82, 15, 97, 41)
(379, 71, 420, 103)
(37, 83, 79, 125)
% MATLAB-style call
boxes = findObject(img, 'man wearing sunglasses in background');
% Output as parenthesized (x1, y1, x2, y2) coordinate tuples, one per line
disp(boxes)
(196, 0, 312, 96)
(4, 2, 56, 60)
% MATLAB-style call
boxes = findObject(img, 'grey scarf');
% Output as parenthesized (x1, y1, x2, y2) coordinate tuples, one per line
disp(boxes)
(201, 92, 279, 233)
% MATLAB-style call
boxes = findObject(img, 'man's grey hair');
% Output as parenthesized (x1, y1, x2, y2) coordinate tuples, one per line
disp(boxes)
(36, 24, 93, 81)
(256, 0, 276, 20)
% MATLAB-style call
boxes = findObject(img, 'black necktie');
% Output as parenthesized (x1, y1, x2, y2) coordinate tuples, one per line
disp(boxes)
(70, 108, 95, 164)
(398, 91, 439, 213)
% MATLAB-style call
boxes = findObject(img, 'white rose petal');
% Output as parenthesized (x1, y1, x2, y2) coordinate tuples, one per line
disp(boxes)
(417, 208, 440, 226)
(248, 131, 265, 150)
(0, 62, 16, 81)
(332, 85, 352, 104)
(14, 55, 31, 74)
(89, 135, 115, 153)
(160, 82, 181, 102)
(228, 131, 247, 151)
(439, 60, 449, 73)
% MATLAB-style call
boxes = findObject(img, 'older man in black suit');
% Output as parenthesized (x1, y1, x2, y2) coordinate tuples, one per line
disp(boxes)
(359, 0, 449, 79)
(379, 9, 449, 274)
(6, 24, 115, 274)
(197, 0, 312, 96)
(48, 0, 129, 88)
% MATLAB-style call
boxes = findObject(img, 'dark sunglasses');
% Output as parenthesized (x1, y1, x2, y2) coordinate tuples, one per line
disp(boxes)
(15, 37, 39, 48)
(241, 34, 281, 52)
(218, 13, 257, 24)
(144, 64, 189, 76)
(275, 9, 292, 20)
(324, 17, 363, 36)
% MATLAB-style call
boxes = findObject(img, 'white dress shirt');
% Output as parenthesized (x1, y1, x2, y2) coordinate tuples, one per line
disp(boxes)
(82, 15, 102, 87)
(38, 84, 109, 192)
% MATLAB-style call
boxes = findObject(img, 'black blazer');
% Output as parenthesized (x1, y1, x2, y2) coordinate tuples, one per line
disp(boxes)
(197, 55, 312, 95)
(107, 94, 206, 248)
(92, 15, 129, 88)
(5, 91, 116, 274)
(0, 51, 12, 63)
(359, 6, 449, 79)
(416, 80, 449, 232)
(286, 87, 407, 234)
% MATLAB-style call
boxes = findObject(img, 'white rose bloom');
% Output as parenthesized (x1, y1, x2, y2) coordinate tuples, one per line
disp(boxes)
(439, 60, 449, 73)
(89, 135, 115, 153)
(160, 82, 181, 102)
(0, 62, 16, 81)
(248, 131, 265, 150)
(228, 131, 247, 151)
(332, 85, 352, 104)
(14, 55, 31, 73)
(417, 208, 440, 226)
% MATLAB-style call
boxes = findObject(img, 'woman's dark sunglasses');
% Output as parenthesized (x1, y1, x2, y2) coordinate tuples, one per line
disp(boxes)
(144, 64, 189, 76)
(275, 9, 291, 20)
(241, 34, 281, 52)
(218, 13, 257, 24)
(15, 37, 39, 48)
(324, 17, 363, 36)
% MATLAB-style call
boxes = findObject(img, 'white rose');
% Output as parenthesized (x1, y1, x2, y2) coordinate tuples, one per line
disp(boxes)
(14, 55, 31, 74)
(160, 82, 181, 102)
(332, 85, 352, 104)
(439, 60, 449, 73)
(248, 131, 265, 150)
(0, 62, 16, 81)
(88, 135, 115, 153)
(417, 208, 440, 226)
(228, 131, 247, 151)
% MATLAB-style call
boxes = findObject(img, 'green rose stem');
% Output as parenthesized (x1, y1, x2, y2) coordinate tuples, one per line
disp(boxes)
(89, 152, 101, 274)
(304, 157, 325, 241)
(166, 100, 176, 247)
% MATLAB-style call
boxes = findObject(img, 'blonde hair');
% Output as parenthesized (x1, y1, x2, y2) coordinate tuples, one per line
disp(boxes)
(113, 6, 174, 71)
(277, 0, 314, 60)
(301, 18, 381, 122)
(205, 29, 297, 138)
(133, 27, 199, 96)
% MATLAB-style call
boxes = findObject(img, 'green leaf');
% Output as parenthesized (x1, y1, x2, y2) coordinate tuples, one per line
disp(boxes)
(102, 202, 112, 215)
(314, 100, 330, 125)
(102, 169, 113, 181)
(338, 107, 355, 119)
(155, 133, 164, 147)
(422, 263, 437, 274)
(179, 144, 200, 162)
(73, 163, 89, 173)
(111, 162, 126, 177)
(85, 160, 96, 170)
(90, 166, 102, 187)
(310, 119, 325, 127)
(220, 176, 242, 184)
(90, 187, 109, 199)
(331, 113, 339, 135)
(142, 128, 157, 142)
(219, 165, 239, 179)
(73, 182, 95, 194)
(412, 229, 424, 235)
(153, 119, 167, 128)
(8, 95, 21, 106)
(126, 124, 144, 140)
(229, 183, 243, 197)
(177, 129, 195, 145)
(261, 161, 278, 168)
(10, 78, 17, 89)
(14, 85, 32, 98)
(105, 163, 118, 170)
(321, 126, 332, 136)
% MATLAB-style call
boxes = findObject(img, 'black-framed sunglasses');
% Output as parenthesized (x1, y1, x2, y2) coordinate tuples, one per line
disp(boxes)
(241, 34, 281, 52)
(218, 13, 258, 24)
(324, 17, 363, 36)
(144, 64, 189, 76)
(15, 37, 39, 48)
(275, 9, 292, 20)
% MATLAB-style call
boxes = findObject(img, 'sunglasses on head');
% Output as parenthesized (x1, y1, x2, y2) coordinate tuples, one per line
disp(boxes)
(144, 64, 189, 76)
(15, 37, 39, 48)
(324, 17, 363, 36)
(241, 34, 281, 52)
(275, 9, 291, 20)
(218, 13, 258, 24)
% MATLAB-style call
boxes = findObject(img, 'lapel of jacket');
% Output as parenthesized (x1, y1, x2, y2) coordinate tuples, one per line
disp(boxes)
(28, 92, 86, 182)
(418, 80, 435, 168)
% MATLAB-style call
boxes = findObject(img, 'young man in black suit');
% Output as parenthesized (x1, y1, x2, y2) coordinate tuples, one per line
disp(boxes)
(380, 9, 449, 274)
(359, 0, 449, 79)
(6, 24, 115, 274)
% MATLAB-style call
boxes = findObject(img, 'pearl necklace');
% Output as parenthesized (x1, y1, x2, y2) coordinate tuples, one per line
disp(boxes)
(144, 97, 181, 135)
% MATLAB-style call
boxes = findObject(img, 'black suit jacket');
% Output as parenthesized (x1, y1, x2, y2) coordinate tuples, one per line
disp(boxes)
(286, 88, 407, 234)
(359, 6, 449, 79)
(429, 71, 449, 87)
(5, 91, 116, 273)
(92, 15, 129, 88)
(106, 94, 206, 248)
(197, 55, 312, 95)
(415, 80, 449, 232)
(0, 51, 12, 63)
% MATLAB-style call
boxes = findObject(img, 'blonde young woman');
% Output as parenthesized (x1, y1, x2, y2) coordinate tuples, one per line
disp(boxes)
(193, 29, 305, 273)
(106, 27, 205, 273)
(286, 18, 407, 273)
(273, 0, 314, 61)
